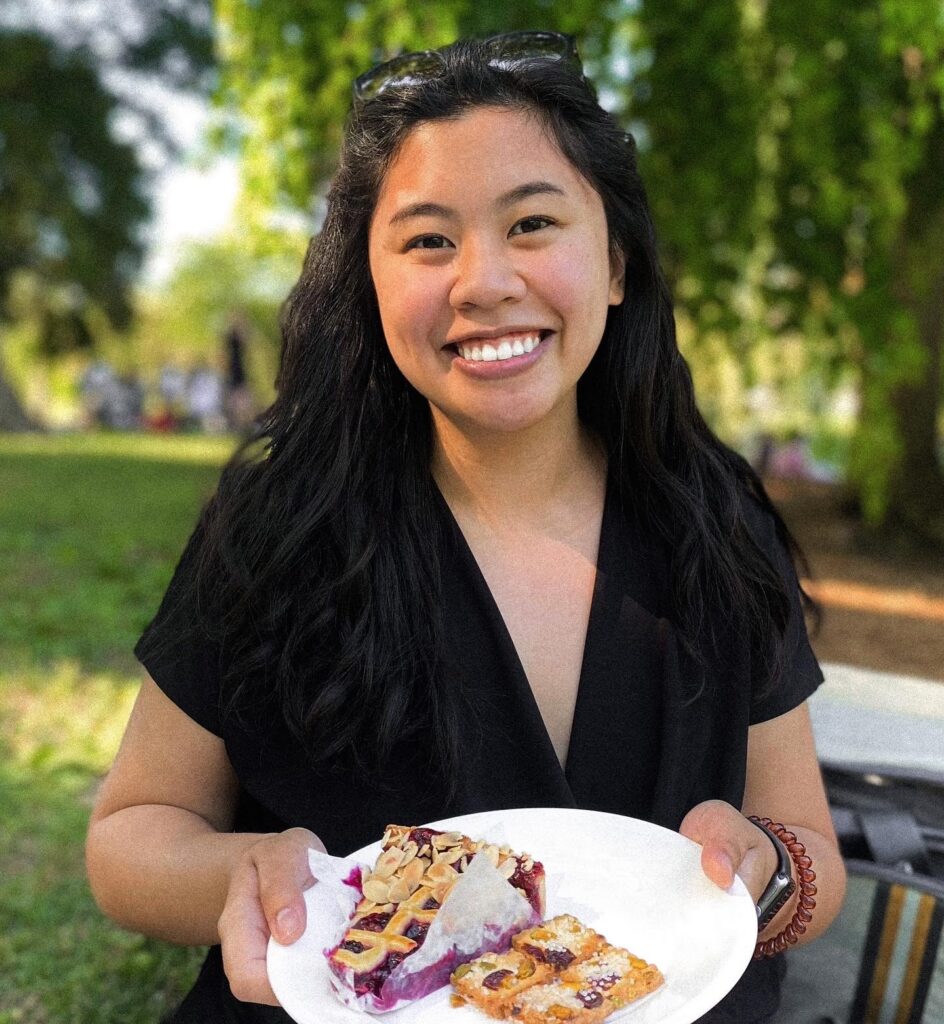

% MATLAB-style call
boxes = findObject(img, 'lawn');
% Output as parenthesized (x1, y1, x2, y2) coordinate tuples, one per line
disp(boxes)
(0, 432, 235, 1023)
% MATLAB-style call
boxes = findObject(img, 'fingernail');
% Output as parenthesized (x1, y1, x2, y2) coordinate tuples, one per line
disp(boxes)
(275, 907, 301, 942)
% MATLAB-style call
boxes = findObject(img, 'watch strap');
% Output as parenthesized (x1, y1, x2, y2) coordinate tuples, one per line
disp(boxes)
(748, 815, 797, 930)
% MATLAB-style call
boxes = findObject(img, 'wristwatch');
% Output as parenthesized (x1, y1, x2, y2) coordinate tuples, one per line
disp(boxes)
(748, 817, 797, 929)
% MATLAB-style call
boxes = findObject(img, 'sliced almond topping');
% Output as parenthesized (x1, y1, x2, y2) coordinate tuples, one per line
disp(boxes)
(459, 855, 470, 872)
(354, 900, 376, 918)
(426, 861, 459, 885)
(433, 882, 453, 904)
(419, 844, 431, 857)
(480, 844, 500, 867)
(362, 878, 391, 904)
(374, 847, 405, 879)
(436, 847, 464, 866)
(401, 857, 425, 889)
(399, 840, 418, 865)
(380, 902, 395, 913)
(432, 831, 464, 850)
(387, 877, 412, 904)
(498, 857, 517, 879)
(522, 857, 534, 873)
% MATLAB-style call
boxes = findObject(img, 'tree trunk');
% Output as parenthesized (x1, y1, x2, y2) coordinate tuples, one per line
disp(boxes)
(884, 109, 944, 546)
(0, 363, 34, 431)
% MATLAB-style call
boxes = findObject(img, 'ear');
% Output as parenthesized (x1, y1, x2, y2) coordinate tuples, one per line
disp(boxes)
(608, 248, 626, 305)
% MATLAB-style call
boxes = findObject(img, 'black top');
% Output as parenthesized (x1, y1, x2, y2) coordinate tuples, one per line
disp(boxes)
(137, 479, 822, 1024)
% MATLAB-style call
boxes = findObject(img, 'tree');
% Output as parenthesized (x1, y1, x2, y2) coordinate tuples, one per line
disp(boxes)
(0, 3, 214, 430)
(635, 0, 944, 543)
(213, 0, 616, 230)
(214, 1, 943, 542)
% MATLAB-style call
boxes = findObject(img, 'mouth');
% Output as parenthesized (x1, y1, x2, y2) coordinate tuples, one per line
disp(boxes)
(445, 329, 553, 364)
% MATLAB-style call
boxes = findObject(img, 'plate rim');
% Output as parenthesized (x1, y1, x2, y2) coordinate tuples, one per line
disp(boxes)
(269, 806, 758, 1024)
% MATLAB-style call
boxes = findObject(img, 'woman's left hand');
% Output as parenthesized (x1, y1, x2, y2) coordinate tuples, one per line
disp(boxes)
(679, 799, 777, 904)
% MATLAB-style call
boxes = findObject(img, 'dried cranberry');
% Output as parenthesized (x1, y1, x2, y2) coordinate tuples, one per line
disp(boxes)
(483, 969, 514, 990)
(405, 920, 429, 943)
(357, 912, 392, 932)
(577, 989, 603, 1009)
(520, 944, 546, 962)
(596, 973, 619, 990)
(341, 940, 365, 954)
(544, 948, 576, 969)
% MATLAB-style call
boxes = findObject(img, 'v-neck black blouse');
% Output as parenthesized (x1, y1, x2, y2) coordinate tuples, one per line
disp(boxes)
(136, 479, 822, 1024)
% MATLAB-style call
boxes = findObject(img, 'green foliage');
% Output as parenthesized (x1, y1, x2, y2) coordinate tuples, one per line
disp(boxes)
(0, 32, 148, 337)
(0, 3, 215, 367)
(212, 0, 943, 531)
(0, 433, 231, 1021)
(213, 0, 616, 224)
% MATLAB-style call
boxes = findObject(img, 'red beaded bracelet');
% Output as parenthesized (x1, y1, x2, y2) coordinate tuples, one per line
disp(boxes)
(749, 816, 817, 960)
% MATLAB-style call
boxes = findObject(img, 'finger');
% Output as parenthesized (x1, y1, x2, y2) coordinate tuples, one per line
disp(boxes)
(253, 829, 319, 945)
(219, 857, 280, 1005)
(680, 801, 757, 890)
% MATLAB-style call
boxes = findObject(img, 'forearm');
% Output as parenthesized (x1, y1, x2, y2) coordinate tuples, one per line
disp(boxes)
(86, 803, 268, 945)
(758, 822, 846, 948)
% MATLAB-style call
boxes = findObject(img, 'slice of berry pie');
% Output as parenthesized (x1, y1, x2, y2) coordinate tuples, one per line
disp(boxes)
(326, 824, 546, 1009)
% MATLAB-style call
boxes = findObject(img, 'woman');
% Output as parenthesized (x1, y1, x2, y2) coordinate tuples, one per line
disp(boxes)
(86, 34, 845, 1023)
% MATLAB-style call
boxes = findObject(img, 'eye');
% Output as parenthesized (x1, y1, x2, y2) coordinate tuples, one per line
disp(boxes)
(405, 234, 453, 251)
(509, 215, 555, 236)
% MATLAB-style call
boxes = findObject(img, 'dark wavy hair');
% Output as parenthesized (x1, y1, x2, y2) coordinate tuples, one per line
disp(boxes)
(193, 38, 807, 783)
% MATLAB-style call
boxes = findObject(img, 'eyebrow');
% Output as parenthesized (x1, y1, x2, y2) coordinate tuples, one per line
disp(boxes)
(387, 180, 567, 226)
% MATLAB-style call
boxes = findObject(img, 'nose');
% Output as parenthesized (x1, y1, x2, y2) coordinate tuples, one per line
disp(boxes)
(448, 238, 526, 310)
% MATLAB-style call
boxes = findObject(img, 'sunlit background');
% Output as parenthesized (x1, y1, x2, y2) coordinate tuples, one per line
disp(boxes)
(0, 1, 941, 1019)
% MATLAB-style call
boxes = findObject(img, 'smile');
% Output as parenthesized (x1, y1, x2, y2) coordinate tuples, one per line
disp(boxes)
(453, 331, 547, 363)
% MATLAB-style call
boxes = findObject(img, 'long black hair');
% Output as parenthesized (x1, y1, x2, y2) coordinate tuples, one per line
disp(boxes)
(193, 38, 806, 783)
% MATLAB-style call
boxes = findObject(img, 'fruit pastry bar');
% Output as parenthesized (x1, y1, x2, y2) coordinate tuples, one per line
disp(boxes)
(451, 915, 664, 1023)
(326, 824, 546, 1009)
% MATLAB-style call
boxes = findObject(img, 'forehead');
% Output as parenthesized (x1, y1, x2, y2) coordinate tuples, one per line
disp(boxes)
(373, 106, 596, 216)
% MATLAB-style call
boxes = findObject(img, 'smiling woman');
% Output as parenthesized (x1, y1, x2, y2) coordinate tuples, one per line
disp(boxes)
(369, 109, 623, 439)
(86, 34, 845, 1024)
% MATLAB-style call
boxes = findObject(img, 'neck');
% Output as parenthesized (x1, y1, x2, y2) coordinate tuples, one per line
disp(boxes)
(430, 402, 605, 526)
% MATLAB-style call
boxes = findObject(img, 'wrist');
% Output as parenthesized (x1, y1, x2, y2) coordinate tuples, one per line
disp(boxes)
(747, 816, 817, 959)
(747, 815, 796, 930)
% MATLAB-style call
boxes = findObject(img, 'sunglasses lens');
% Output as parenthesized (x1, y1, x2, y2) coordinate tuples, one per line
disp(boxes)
(489, 32, 567, 60)
(354, 33, 580, 103)
(356, 52, 443, 100)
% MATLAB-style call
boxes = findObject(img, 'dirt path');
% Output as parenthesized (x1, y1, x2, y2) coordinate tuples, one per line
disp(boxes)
(767, 479, 944, 684)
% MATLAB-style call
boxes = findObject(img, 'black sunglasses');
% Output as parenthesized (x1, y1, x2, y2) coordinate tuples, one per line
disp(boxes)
(353, 31, 581, 103)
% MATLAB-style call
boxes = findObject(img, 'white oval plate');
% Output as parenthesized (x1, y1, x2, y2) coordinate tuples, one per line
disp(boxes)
(268, 807, 757, 1024)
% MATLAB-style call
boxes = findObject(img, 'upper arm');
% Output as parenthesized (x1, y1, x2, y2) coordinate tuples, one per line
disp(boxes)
(91, 673, 239, 833)
(742, 701, 838, 847)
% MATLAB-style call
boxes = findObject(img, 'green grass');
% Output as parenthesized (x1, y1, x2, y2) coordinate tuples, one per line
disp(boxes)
(0, 433, 234, 1023)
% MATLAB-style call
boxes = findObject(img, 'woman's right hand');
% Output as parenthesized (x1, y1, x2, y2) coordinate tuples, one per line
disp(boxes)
(218, 826, 327, 1005)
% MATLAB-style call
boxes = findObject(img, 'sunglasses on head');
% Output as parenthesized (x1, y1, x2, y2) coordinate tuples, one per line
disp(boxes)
(353, 30, 582, 103)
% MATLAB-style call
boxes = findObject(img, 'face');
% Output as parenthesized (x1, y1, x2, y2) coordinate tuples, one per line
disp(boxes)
(368, 106, 625, 438)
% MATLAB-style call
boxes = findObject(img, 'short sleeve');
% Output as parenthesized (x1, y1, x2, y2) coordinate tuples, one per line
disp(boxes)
(743, 498, 824, 725)
(134, 521, 225, 736)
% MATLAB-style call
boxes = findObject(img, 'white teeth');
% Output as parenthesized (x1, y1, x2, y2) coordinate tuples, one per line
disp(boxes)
(456, 333, 542, 362)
